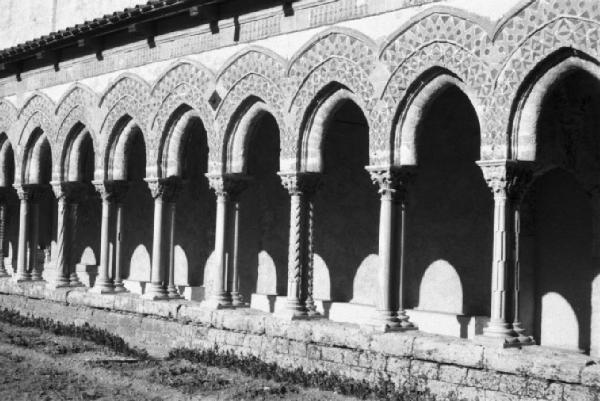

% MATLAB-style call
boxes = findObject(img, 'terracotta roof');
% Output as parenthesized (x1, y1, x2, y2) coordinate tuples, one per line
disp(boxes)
(0, 0, 226, 63)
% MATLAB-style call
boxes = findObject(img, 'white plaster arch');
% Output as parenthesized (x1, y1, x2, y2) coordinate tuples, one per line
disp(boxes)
(511, 56, 600, 161)
(395, 71, 482, 166)
(299, 86, 367, 172)
(23, 128, 52, 185)
(0, 135, 15, 187)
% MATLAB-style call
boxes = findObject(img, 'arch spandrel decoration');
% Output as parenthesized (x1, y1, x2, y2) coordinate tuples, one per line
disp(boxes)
(54, 84, 100, 181)
(374, 10, 493, 166)
(212, 49, 287, 174)
(0, 100, 18, 146)
(490, 10, 600, 159)
(286, 30, 378, 171)
(149, 61, 215, 175)
(98, 74, 151, 177)
(14, 93, 56, 183)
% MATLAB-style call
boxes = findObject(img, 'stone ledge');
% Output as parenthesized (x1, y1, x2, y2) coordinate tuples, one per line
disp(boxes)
(0, 277, 599, 391)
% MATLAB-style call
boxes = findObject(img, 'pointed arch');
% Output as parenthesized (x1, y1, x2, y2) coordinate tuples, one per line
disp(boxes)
(392, 69, 482, 166)
(297, 83, 367, 172)
(510, 53, 600, 162)
(0, 134, 15, 187)
(22, 128, 52, 185)
(103, 115, 147, 181)
(16, 92, 56, 146)
(156, 104, 208, 179)
(0, 100, 17, 146)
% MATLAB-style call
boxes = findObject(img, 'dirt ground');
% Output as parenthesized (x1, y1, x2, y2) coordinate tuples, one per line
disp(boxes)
(0, 321, 360, 401)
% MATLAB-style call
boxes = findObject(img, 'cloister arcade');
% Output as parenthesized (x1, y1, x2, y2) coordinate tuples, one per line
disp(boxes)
(1, 0, 600, 357)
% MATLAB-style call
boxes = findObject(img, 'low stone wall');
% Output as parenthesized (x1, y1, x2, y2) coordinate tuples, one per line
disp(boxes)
(0, 279, 598, 401)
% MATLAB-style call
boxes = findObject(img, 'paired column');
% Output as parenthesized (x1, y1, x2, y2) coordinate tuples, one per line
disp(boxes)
(0, 190, 9, 277)
(144, 178, 181, 300)
(204, 174, 248, 309)
(49, 182, 85, 288)
(90, 181, 127, 294)
(277, 172, 321, 319)
(478, 160, 534, 346)
(13, 185, 33, 282)
(367, 166, 416, 331)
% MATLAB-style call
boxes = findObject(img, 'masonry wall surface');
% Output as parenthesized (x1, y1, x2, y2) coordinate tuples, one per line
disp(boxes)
(0, 281, 599, 401)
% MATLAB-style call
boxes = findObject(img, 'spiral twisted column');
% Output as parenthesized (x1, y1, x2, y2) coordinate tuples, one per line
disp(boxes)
(144, 177, 181, 300)
(13, 185, 33, 282)
(49, 183, 71, 288)
(277, 172, 321, 320)
(204, 174, 248, 309)
(0, 190, 9, 277)
(367, 166, 416, 332)
(477, 160, 535, 347)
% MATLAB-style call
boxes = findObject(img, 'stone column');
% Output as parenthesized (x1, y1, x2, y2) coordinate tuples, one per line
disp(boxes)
(90, 181, 121, 293)
(113, 185, 128, 292)
(229, 191, 246, 306)
(277, 172, 321, 319)
(0, 190, 9, 277)
(49, 183, 71, 288)
(477, 160, 535, 347)
(144, 178, 180, 300)
(13, 185, 32, 282)
(204, 174, 247, 309)
(367, 166, 417, 331)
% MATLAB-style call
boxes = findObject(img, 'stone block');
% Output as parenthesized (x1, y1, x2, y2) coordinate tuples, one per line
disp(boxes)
(413, 335, 483, 368)
(410, 360, 439, 380)
(341, 349, 360, 367)
(484, 389, 519, 401)
(483, 347, 534, 376)
(307, 344, 321, 360)
(177, 302, 213, 324)
(275, 337, 289, 354)
(370, 332, 416, 357)
(581, 363, 600, 387)
(438, 364, 467, 384)
(386, 356, 411, 373)
(179, 285, 205, 302)
(320, 346, 345, 364)
(562, 384, 596, 401)
(358, 351, 387, 370)
(464, 368, 501, 391)
(425, 379, 458, 399)
(288, 340, 307, 357)
(455, 385, 485, 401)
(310, 320, 371, 350)
(497, 373, 528, 395)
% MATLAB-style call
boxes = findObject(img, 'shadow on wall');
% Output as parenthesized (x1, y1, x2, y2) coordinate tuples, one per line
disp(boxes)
(529, 169, 594, 353)
(238, 112, 288, 302)
(406, 85, 492, 317)
(313, 99, 379, 305)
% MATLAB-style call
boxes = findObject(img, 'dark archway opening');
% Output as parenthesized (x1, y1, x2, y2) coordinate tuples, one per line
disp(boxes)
(238, 111, 288, 304)
(521, 69, 600, 353)
(121, 127, 153, 283)
(406, 85, 492, 318)
(172, 115, 215, 292)
(314, 98, 378, 306)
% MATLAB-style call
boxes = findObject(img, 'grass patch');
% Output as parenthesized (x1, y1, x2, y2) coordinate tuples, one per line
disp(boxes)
(0, 308, 148, 359)
(169, 347, 433, 401)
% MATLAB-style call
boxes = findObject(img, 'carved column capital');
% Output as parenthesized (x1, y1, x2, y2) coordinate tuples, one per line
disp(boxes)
(206, 173, 249, 200)
(145, 177, 183, 202)
(92, 180, 128, 202)
(278, 172, 322, 197)
(477, 160, 534, 201)
(13, 184, 36, 202)
(50, 182, 88, 203)
(366, 166, 415, 200)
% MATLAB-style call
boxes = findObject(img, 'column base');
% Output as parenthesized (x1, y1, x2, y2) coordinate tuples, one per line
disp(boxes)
(113, 282, 129, 293)
(0, 271, 10, 278)
(47, 278, 70, 289)
(369, 310, 418, 332)
(142, 283, 168, 300)
(231, 292, 246, 307)
(166, 285, 182, 299)
(474, 333, 535, 348)
(13, 273, 31, 282)
(89, 278, 115, 294)
(69, 273, 84, 287)
(200, 297, 234, 310)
